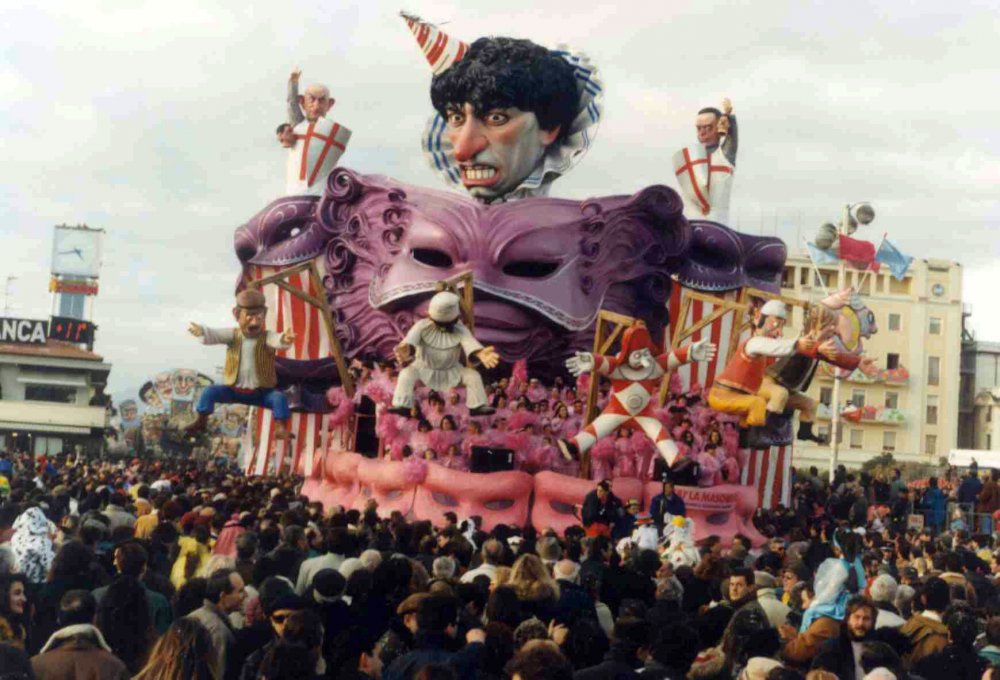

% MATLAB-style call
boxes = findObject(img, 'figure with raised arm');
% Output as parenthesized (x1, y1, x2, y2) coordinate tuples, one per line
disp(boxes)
(186, 289, 296, 440)
(280, 68, 351, 196)
(673, 97, 737, 223)
(558, 321, 716, 466)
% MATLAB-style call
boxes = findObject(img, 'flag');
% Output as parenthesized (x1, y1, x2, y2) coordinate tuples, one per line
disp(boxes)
(838, 234, 879, 271)
(875, 238, 914, 280)
(806, 242, 839, 266)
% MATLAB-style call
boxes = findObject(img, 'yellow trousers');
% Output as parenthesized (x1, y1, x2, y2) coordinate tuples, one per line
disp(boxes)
(708, 385, 768, 427)
(758, 376, 816, 422)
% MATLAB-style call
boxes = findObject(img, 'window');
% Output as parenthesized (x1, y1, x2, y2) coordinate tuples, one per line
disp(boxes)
(887, 353, 900, 370)
(889, 278, 911, 295)
(928, 356, 940, 386)
(820, 387, 833, 407)
(888, 314, 901, 331)
(24, 385, 76, 404)
(781, 267, 795, 289)
(851, 389, 866, 408)
(929, 317, 942, 335)
(883, 431, 896, 452)
(800, 268, 811, 286)
(926, 396, 938, 425)
(885, 391, 899, 409)
(58, 293, 86, 320)
(33, 436, 63, 457)
(850, 429, 864, 449)
(925, 434, 937, 454)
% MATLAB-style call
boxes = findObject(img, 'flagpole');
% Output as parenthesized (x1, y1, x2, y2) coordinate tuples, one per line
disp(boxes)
(857, 234, 886, 294)
(802, 239, 832, 297)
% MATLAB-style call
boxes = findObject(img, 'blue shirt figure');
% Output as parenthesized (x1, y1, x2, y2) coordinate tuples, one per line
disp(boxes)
(922, 477, 947, 530)
(650, 481, 687, 528)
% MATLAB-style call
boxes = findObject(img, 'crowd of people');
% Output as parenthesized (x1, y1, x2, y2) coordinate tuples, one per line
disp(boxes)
(347, 361, 743, 486)
(0, 449, 999, 680)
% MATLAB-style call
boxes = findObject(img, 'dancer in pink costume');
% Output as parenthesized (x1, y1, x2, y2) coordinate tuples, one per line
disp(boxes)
(559, 321, 715, 467)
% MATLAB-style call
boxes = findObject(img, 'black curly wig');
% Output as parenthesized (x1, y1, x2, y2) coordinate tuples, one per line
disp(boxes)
(430, 37, 579, 140)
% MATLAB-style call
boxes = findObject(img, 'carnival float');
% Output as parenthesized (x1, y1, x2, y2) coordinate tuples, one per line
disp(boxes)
(204, 14, 891, 546)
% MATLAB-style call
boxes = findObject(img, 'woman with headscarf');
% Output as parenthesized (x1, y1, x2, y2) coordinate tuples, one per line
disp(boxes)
(779, 558, 848, 668)
(11, 507, 55, 585)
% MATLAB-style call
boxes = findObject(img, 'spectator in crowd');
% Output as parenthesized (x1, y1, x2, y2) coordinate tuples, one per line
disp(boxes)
(899, 576, 949, 666)
(1, 573, 29, 648)
(580, 482, 622, 538)
(650, 480, 686, 527)
(30, 589, 129, 680)
(133, 618, 217, 680)
(187, 568, 245, 679)
(96, 574, 154, 674)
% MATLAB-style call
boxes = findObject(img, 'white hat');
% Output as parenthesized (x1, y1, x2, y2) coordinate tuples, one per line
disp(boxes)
(428, 291, 461, 324)
(760, 300, 788, 320)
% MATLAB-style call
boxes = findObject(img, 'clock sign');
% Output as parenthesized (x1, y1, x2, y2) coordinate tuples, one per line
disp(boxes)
(48, 316, 96, 344)
(51, 226, 103, 278)
(932, 283, 945, 297)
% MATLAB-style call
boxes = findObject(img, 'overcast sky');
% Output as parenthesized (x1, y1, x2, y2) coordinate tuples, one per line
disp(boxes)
(1, 0, 998, 398)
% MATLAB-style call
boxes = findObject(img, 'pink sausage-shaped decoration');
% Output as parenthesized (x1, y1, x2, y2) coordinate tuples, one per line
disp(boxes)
(412, 463, 534, 532)
(356, 456, 418, 517)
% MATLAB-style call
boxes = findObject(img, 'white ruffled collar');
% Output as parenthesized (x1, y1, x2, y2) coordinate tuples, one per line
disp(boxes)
(421, 46, 604, 201)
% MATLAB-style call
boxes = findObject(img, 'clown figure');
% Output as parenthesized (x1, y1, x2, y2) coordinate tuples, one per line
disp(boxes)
(388, 286, 500, 417)
(558, 321, 716, 466)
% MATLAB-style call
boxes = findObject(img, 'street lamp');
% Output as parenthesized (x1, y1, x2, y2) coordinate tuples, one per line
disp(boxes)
(828, 202, 875, 484)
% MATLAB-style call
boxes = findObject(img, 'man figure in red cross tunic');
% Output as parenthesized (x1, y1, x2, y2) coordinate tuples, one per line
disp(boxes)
(558, 321, 716, 466)
(672, 98, 737, 224)
(283, 69, 353, 196)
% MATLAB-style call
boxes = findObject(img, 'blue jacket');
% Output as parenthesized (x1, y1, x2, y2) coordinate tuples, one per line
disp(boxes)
(383, 631, 483, 680)
(650, 492, 686, 526)
(922, 487, 947, 529)
(958, 476, 983, 505)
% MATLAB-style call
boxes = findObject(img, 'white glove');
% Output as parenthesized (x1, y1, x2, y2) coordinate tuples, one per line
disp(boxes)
(565, 352, 595, 377)
(690, 338, 717, 363)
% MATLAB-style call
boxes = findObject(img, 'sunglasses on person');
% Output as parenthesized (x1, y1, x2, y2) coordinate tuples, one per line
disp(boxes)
(270, 613, 290, 624)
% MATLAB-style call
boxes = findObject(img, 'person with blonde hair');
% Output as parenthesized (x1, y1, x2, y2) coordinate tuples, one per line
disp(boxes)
(133, 618, 216, 680)
(508, 554, 560, 621)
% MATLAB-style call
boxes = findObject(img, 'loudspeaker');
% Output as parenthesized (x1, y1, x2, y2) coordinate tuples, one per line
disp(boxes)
(470, 446, 515, 473)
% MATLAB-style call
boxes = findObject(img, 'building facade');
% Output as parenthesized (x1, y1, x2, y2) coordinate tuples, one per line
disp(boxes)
(957, 340, 1000, 450)
(779, 254, 963, 470)
(0, 339, 111, 457)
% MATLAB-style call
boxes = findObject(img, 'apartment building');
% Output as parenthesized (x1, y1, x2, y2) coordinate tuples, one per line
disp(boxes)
(779, 253, 963, 469)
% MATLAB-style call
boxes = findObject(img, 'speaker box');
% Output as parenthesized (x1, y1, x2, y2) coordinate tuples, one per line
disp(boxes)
(470, 446, 515, 473)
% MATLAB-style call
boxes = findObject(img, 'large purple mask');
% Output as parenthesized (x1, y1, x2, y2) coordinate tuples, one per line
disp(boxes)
(235, 168, 786, 372)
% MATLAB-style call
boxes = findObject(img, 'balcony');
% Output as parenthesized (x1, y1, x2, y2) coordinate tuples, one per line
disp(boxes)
(0, 400, 108, 433)
(817, 362, 910, 385)
(817, 403, 907, 426)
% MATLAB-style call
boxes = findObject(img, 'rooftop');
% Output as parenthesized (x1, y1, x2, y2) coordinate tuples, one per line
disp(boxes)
(0, 339, 104, 362)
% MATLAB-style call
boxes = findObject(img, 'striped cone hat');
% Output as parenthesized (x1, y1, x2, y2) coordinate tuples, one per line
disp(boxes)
(400, 12, 469, 75)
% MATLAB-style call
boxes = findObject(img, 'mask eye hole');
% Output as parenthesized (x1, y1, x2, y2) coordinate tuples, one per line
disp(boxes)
(411, 248, 454, 268)
(501, 260, 560, 278)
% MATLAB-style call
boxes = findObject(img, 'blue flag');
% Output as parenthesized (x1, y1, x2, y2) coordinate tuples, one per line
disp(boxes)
(806, 242, 840, 266)
(875, 239, 913, 280)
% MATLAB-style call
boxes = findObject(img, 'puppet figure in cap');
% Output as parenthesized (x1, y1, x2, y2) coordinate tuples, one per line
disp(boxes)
(388, 283, 500, 417)
(186, 289, 296, 439)
(559, 321, 715, 466)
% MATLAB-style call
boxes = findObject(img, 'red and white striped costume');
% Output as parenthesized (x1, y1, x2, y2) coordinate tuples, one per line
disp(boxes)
(570, 324, 694, 466)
